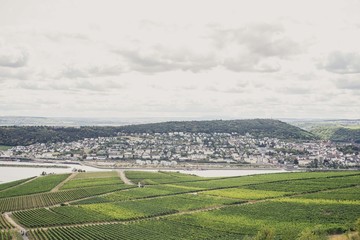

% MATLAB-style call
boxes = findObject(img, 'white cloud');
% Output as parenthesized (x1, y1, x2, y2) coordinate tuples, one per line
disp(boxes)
(0, 46, 28, 68)
(0, 0, 360, 119)
(320, 51, 360, 74)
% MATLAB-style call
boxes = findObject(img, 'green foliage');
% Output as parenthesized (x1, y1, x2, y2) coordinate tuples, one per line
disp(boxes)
(61, 172, 122, 190)
(0, 229, 19, 240)
(73, 171, 118, 179)
(243, 174, 360, 193)
(173, 171, 360, 190)
(297, 227, 326, 240)
(104, 184, 201, 202)
(312, 126, 360, 143)
(125, 171, 202, 185)
(3, 170, 360, 239)
(15, 194, 237, 227)
(13, 206, 110, 228)
(0, 174, 70, 199)
(29, 220, 243, 240)
(254, 227, 275, 240)
(0, 185, 130, 212)
(337, 145, 360, 155)
(0, 126, 120, 146)
(297, 186, 360, 201)
(0, 177, 35, 192)
(201, 188, 289, 200)
(0, 119, 316, 146)
(118, 119, 316, 140)
(0, 215, 12, 229)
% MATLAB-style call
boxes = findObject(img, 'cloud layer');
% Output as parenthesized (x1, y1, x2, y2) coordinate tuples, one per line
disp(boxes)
(0, 0, 360, 118)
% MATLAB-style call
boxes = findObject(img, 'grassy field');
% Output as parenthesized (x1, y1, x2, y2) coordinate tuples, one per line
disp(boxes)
(0, 170, 359, 239)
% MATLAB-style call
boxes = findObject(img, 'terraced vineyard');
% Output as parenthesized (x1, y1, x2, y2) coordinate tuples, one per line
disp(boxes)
(0, 215, 12, 229)
(60, 171, 123, 190)
(0, 170, 359, 240)
(125, 171, 203, 185)
(0, 185, 131, 212)
(0, 174, 70, 199)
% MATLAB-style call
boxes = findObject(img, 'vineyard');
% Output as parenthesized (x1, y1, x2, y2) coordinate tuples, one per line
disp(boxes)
(0, 174, 70, 199)
(0, 216, 12, 230)
(125, 171, 203, 185)
(0, 178, 35, 192)
(0, 185, 132, 212)
(14, 194, 238, 228)
(0, 230, 21, 240)
(0, 170, 359, 239)
(60, 171, 123, 190)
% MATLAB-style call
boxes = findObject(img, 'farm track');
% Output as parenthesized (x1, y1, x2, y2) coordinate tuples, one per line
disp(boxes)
(117, 170, 134, 185)
(3, 212, 28, 240)
(50, 173, 78, 192)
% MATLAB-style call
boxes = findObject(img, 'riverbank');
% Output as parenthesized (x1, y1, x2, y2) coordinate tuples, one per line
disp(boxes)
(0, 163, 69, 168)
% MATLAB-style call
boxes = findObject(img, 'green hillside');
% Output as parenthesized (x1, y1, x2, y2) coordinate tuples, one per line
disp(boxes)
(311, 126, 360, 143)
(0, 119, 315, 146)
(0, 126, 119, 146)
(117, 119, 316, 140)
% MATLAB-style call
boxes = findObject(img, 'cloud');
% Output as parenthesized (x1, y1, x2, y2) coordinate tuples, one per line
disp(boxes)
(59, 63, 127, 79)
(334, 76, 360, 90)
(211, 23, 301, 72)
(114, 47, 218, 73)
(0, 46, 28, 68)
(280, 86, 312, 95)
(110, 22, 302, 74)
(0, 67, 31, 80)
(320, 51, 360, 74)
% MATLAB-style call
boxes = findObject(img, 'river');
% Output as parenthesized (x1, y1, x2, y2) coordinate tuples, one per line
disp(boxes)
(0, 161, 109, 183)
(0, 161, 290, 183)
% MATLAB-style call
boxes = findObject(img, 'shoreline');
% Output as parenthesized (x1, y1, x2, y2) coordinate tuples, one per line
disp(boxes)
(0, 163, 69, 169)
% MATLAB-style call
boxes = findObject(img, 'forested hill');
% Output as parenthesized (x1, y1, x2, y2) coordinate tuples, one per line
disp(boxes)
(0, 126, 119, 146)
(118, 119, 315, 140)
(0, 119, 315, 146)
(311, 126, 360, 143)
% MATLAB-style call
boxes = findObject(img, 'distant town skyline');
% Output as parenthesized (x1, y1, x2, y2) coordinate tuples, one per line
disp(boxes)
(1, 0, 360, 119)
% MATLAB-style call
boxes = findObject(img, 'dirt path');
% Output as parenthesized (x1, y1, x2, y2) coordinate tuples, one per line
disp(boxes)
(3, 212, 28, 240)
(50, 172, 78, 192)
(329, 232, 359, 240)
(117, 170, 135, 185)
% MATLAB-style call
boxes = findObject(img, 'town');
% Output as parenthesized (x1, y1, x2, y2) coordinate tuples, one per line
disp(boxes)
(1, 132, 359, 169)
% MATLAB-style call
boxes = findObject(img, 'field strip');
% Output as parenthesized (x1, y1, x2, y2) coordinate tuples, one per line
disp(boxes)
(64, 181, 360, 206)
(117, 170, 135, 185)
(29, 202, 247, 231)
(50, 173, 78, 192)
(0, 177, 38, 193)
(3, 212, 28, 240)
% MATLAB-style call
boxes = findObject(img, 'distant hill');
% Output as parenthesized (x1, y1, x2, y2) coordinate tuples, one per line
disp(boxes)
(0, 119, 315, 146)
(117, 119, 316, 140)
(311, 126, 360, 143)
(0, 126, 119, 146)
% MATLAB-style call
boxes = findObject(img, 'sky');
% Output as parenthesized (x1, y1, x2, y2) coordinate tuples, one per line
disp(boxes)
(0, 0, 360, 119)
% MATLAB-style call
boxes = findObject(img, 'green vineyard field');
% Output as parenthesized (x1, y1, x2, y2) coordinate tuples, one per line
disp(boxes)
(0, 170, 358, 239)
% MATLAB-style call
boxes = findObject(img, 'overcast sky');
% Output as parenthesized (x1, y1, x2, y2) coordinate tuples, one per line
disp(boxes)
(1, 0, 360, 119)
